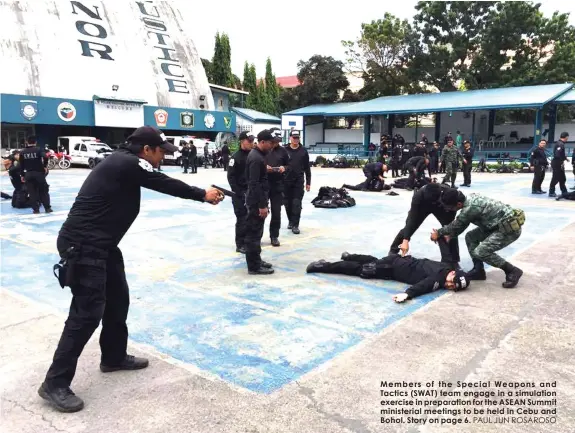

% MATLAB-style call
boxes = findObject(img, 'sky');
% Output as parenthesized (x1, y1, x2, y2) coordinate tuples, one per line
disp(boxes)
(180, 0, 575, 79)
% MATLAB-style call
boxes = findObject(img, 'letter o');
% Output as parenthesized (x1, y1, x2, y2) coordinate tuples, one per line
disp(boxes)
(75, 21, 107, 38)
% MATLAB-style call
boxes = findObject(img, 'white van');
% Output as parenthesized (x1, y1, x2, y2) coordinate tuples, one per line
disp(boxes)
(163, 136, 193, 165)
(58, 136, 112, 167)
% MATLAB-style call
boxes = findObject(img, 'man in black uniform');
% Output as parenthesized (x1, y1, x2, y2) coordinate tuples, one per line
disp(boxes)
(18, 136, 52, 214)
(405, 156, 429, 190)
(265, 128, 289, 247)
(181, 142, 191, 173)
(389, 184, 462, 265)
(245, 129, 275, 275)
(529, 139, 548, 194)
(429, 142, 439, 174)
(391, 144, 402, 177)
(362, 161, 387, 189)
(400, 142, 413, 175)
(284, 130, 311, 235)
(221, 142, 231, 171)
(548, 132, 569, 198)
(189, 141, 198, 173)
(413, 141, 427, 158)
(460, 140, 474, 187)
(306, 252, 469, 303)
(38, 126, 222, 413)
(227, 132, 254, 253)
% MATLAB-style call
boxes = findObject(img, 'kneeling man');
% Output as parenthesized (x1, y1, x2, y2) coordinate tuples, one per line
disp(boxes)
(306, 252, 469, 303)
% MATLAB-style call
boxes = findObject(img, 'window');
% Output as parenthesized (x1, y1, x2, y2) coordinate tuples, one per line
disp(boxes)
(80, 144, 87, 152)
(218, 98, 224, 110)
(74, 144, 81, 151)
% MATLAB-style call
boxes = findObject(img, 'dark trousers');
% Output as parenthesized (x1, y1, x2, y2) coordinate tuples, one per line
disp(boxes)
(232, 195, 247, 248)
(24, 171, 50, 211)
(190, 157, 197, 173)
(430, 157, 438, 174)
(269, 187, 283, 238)
(313, 254, 397, 278)
(45, 238, 129, 388)
(223, 155, 229, 171)
(182, 157, 189, 173)
(462, 162, 472, 185)
(1, 191, 11, 199)
(284, 180, 304, 227)
(245, 208, 266, 271)
(407, 171, 423, 189)
(389, 205, 460, 264)
(532, 165, 546, 192)
(549, 162, 567, 194)
(401, 159, 409, 175)
(391, 159, 400, 177)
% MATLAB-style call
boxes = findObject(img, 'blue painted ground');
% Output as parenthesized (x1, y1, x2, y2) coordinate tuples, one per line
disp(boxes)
(1, 167, 573, 393)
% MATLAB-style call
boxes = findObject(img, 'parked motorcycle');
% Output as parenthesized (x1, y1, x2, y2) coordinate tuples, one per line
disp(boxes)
(46, 150, 72, 170)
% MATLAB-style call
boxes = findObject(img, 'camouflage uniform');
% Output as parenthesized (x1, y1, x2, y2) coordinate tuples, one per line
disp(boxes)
(437, 194, 525, 269)
(440, 145, 462, 187)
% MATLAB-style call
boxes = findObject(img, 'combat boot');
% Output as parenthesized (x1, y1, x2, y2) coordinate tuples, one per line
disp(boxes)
(38, 383, 84, 413)
(306, 260, 327, 273)
(271, 238, 280, 247)
(466, 259, 487, 281)
(341, 252, 350, 260)
(501, 263, 523, 288)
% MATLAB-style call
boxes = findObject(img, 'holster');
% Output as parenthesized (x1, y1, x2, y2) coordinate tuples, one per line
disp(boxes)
(498, 209, 526, 234)
(52, 246, 78, 289)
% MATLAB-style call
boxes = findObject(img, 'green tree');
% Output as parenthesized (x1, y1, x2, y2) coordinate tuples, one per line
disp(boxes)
(278, 87, 300, 113)
(296, 55, 349, 106)
(265, 57, 280, 115)
(211, 32, 234, 87)
(342, 13, 421, 98)
(201, 58, 213, 82)
(245, 64, 258, 109)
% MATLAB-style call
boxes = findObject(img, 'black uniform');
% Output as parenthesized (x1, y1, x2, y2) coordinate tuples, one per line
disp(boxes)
(190, 144, 197, 173)
(227, 147, 250, 250)
(529, 146, 548, 193)
(389, 183, 460, 264)
(391, 145, 402, 177)
(221, 144, 230, 171)
(308, 253, 456, 300)
(18, 145, 51, 212)
(413, 145, 427, 158)
(245, 147, 270, 271)
(284, 145, 311, 229)
(45, 148, 206, 390)
(181, 146, 190, 173)
(461, 147, 474, 186)
(400, 144, 413, 175)
(405, 156, 427, 189)
(265, 145, 289, 239)
(428, 147, 439, 174)
(8, 162, 32, 208)
(362, 161, 384, 188)
(549, 140, 568, 196)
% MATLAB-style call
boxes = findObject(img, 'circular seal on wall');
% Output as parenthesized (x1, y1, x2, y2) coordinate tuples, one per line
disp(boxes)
(57, 102, 77, 122)
(204, 113, 215, 129)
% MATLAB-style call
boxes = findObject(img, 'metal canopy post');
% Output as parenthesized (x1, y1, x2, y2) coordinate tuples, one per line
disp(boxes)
(533, 109, 543, 147)
(471, 112, 476, 147)
(363, 115, 372, 152)
(434, 112, 441, 142)
(414, 114, 419, 144)
(548, 104, 557, 143)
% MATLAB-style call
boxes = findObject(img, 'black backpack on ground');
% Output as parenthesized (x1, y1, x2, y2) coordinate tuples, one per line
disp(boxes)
(312, 187, 356, 208)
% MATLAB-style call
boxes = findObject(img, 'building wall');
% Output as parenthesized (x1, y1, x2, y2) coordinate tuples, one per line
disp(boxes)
(0, 0, 214, 109)
(236, 118, 281, 136)
(212, 91, 229, 112)
(302, 126, 380, 146)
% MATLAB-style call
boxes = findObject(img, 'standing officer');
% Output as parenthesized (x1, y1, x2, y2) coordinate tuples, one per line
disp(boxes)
(548, 132, 569, 198)
(389, 183, 461, 264)
(439, 139, 461, 188)
(245, 130, 275, 275)
(38, 126, 223, 413)
(413, 141, 427, 157)
(221, 142, 231, 171)
(189, 140, 198, 173)
(181, 142, 190, 174)
(18, 136, 52, 214)
(405, 156, 429, 190)
(265, 128, 289, 247)
(391, 143, 402, 178)
(429, 142, 439, 174)
(432, 192, 525, 289)
(460, 140, 474, 187)
(227, 132, 254, 253)
(284, 130, 311, 235)
(529, 139, 548, 194)
(400, 142, 413, 176)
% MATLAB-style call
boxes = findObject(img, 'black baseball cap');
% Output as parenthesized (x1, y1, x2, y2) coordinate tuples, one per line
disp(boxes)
(257, 129, 275, 142)
(239, 131, 255, 141)
(127, 126, 178, 152)
(269, 127, 283, 142)
(290, 130, 300, 137)
(453, 270, 470, 291)
(560, 132, 569, 139)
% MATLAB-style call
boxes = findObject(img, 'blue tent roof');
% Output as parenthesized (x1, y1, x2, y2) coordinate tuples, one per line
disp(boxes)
(556, 88, 575, 104)
(231, 107, 281, 123)
(283, 83, 574, 117)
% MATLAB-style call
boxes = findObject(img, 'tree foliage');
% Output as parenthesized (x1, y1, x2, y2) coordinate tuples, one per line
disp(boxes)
(296, 55, 349, 106)
(201, 58, 213, 82)
(211, 32, 234, 87)
(265, 57, 280, 115)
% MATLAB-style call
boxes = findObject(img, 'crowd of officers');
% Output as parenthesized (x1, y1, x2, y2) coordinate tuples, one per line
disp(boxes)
(227, 129, 311, 275)
(529, 131, 574, 198)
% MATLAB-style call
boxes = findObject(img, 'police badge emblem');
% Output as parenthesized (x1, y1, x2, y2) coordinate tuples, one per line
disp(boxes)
(180, 112, 194, 128)
(223, 116, 232, 129)
(20, 100, 38, 121)
(154, 109, 169, 127)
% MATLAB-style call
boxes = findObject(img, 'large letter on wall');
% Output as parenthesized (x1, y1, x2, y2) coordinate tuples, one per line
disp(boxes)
(79, 40, 114, 60)
(70, 1, 102, 20)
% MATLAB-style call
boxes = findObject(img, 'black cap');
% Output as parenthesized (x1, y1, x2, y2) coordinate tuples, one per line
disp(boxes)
(269, 127, 283, 142)
(127, 126, 178, 152)
(290, 130, 300, 137)
(560, 131, 569, 139)
(463, 140, 471, 145)
(238, 131, 255, 141)
(257, 129, 275, 142)
(453, 270, 470, 291)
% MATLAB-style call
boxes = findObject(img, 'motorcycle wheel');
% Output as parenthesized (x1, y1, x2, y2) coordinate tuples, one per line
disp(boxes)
(47, 159, 56, 170)
(59, 159, 71, 170)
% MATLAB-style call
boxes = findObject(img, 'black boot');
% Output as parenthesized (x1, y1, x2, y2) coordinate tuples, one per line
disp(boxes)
(236, 246, 246, 254)
(271, 237, 280, 247)
(100, 355, 149, 373)
(306, 260, 327, 273)
(38, 382, 84, 413)
(341, 252, 350, 260)
(501, 262, 523, 289)
(466, 259, 487, 280)
(248, 267, 274, 275)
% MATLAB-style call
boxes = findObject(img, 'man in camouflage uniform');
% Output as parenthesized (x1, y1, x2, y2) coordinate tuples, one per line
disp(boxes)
(431, 190, 525, 289)
(439, 139, 462, 188)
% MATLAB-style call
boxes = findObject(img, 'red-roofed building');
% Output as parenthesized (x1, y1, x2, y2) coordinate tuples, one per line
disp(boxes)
(276, 75, 300, 89)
